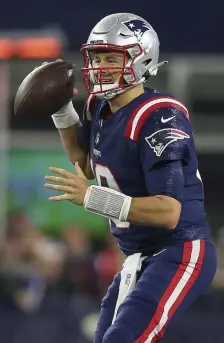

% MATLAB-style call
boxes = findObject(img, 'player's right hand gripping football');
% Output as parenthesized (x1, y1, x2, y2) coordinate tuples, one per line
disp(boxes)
(41, 60, 80, 129)
(40, 59, 78, 98)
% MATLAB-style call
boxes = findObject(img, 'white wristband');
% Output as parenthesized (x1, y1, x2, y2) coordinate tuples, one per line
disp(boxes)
(51, 101, 80, 129)
(83, 185, 132, 222)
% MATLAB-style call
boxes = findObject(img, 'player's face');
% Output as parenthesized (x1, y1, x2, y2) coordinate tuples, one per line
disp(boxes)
(89, 50, 126, 85)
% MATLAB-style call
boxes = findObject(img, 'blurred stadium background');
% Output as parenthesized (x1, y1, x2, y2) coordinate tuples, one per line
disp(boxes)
(0, 1, 223, 342)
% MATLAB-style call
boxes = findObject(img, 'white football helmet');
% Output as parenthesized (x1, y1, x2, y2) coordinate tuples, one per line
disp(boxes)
(81, 13, 167, 99)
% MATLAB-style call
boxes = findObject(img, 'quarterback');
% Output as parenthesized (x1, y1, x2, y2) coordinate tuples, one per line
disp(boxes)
(44, 13, 217, 343)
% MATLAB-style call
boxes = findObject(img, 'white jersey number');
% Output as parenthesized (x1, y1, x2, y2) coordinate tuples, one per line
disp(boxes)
(94, 164, 130, 229)
(196, 169, 202, 182)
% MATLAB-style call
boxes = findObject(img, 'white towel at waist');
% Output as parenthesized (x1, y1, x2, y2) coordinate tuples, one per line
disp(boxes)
(112, 252, 146, 324)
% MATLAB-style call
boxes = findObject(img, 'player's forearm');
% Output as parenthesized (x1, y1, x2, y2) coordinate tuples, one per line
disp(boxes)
(84, 186, 181, 229)
(58, 124, 86, 164)
(127, 195, 181, 230)
(58, 125, 94, 179)
(51, 101, 94, 179)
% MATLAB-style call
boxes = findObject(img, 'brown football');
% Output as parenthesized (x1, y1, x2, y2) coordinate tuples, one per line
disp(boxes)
(14, 61, 75, 118)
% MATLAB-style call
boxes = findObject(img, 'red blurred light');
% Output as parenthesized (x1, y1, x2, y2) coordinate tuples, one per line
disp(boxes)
(0, 39, 15, 59)
(16, 37, 62, 58)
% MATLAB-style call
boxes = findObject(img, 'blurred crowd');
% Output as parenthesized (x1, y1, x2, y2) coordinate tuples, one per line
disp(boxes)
(0, 211, 224, 343)
(0, 211, 124, 304)
(0, 211, 123, 343)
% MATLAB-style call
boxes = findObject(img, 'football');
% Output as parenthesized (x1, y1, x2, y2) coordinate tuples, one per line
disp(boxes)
(14, 61, 75, 118)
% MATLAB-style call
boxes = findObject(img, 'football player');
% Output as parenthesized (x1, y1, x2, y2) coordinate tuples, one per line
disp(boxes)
(44, 13, 217, 343)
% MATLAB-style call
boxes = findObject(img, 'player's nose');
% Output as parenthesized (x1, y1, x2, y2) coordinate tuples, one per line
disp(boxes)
(96, 60, 111, 72)
(94, 65, 110, 77)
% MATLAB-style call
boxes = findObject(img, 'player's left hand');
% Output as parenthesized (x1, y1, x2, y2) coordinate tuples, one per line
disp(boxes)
(44, 162, 89, 205)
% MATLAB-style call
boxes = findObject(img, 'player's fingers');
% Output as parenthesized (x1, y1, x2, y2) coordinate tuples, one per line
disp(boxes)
(44, 175, 73, 186)
(48, 193, 74, 201)
(34, 62, 47, 70)
(49, 167, 75, 179)
(44, 183, 74, 193)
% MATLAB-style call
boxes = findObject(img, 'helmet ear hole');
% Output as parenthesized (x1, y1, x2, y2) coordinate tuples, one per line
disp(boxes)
(144, 58, 152, 66)
(142, 58, 152, 81)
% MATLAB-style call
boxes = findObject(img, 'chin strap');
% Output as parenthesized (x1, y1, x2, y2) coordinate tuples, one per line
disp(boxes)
(148, 60, 168, 76)
(133, 60, 168, 85)
(94, 83, 134, 100)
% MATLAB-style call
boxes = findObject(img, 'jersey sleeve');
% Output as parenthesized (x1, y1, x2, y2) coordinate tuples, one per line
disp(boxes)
(138, 106, 192, 200)
(138, 106, 192, 170)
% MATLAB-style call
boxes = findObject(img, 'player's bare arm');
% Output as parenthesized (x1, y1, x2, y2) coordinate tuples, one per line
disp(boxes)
(127, 195, 181, 229)
(58, 125, 94, 179)
(51, 82, 94, 180)
(47, 61, 93, 179)
(44, 163, 180, 230)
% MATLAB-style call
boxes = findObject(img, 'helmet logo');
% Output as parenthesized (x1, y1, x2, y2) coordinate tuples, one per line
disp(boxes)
(122, 19, 152, 41)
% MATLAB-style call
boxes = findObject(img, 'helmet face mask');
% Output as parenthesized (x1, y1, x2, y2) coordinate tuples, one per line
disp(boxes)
(81, 43, 142, 99)
(81, 13, 167, 99)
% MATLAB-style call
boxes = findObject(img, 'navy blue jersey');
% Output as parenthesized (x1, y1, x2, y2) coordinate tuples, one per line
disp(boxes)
(80, 88, 211, 255)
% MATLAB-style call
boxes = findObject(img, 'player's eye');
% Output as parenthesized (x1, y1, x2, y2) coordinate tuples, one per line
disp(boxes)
(92, 59, 101, 66)
(107, 58, 120, 64)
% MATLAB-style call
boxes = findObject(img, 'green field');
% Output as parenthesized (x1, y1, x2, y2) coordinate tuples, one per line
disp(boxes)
(7, 149, 107, 236)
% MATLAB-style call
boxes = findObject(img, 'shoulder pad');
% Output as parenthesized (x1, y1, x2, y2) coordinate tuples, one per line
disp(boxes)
(125, 96, 189, 141)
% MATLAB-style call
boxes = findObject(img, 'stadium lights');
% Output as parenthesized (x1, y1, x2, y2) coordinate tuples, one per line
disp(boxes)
(0, 36, 63, 59)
